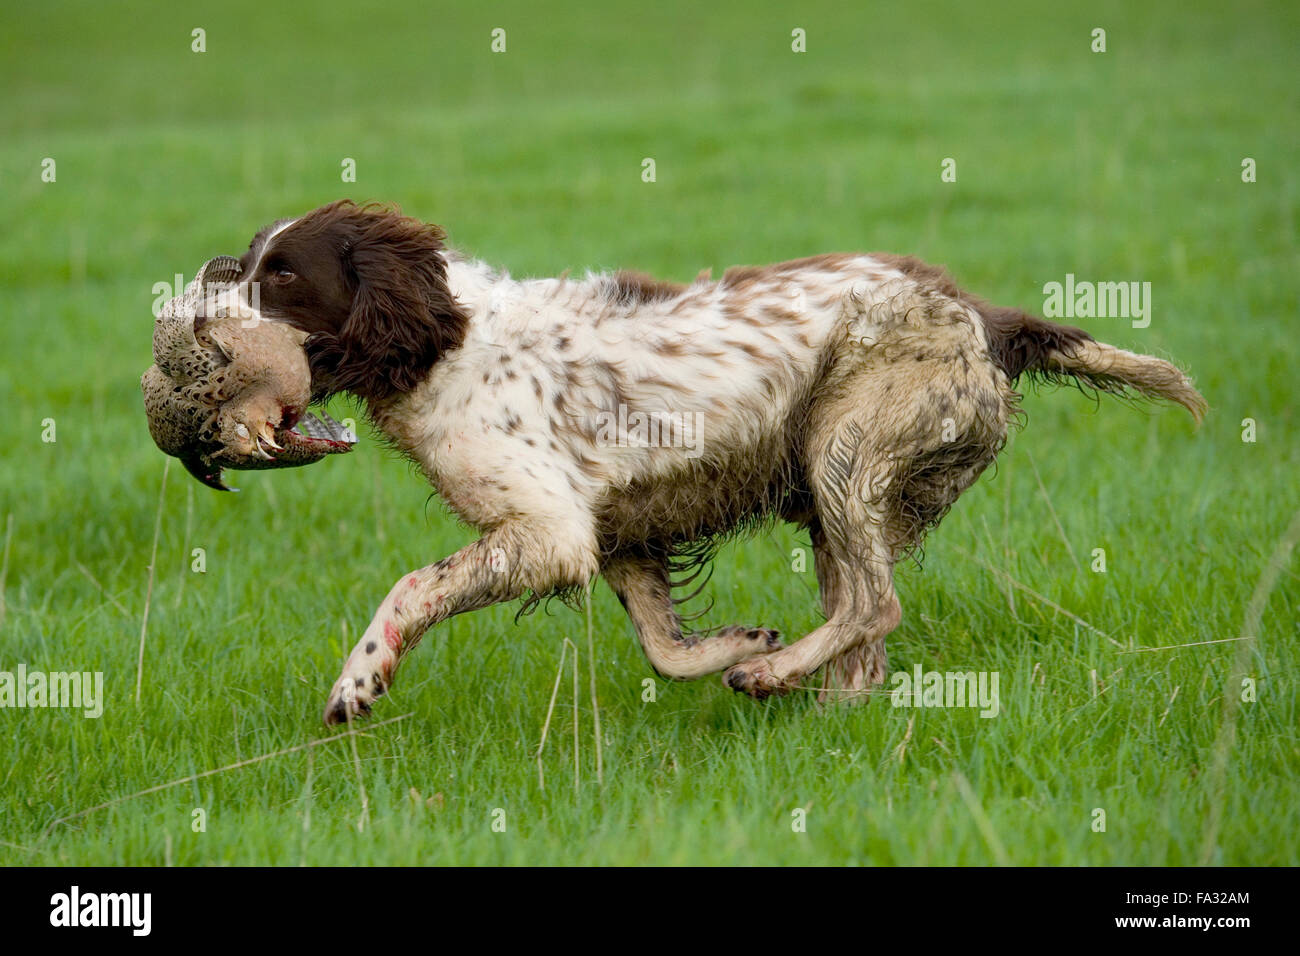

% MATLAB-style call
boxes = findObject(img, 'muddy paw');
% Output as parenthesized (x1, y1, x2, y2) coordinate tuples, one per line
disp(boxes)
(723, 655, 790, 700)
(717, 625, 784, 652)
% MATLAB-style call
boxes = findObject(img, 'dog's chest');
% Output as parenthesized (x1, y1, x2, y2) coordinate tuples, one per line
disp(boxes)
(372, 355, 581, 530)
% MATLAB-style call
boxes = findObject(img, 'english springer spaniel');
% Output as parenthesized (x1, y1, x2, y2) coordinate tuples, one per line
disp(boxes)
(223, 200, 1205, 724)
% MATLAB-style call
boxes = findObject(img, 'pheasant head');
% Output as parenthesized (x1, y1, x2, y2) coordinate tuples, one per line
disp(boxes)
(141, 256, 355, 490)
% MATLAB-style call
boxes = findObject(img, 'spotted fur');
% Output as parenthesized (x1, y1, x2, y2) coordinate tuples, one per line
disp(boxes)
(224, 202, 1204, 722)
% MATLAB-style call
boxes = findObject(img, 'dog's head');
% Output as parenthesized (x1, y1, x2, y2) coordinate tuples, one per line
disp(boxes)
(233, 200, 470, 402)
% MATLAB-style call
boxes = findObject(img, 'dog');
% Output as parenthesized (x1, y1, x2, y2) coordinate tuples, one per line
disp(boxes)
(221, 200, 1205, 724)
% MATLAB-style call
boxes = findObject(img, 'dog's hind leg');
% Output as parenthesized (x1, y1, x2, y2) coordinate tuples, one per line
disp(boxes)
(726, 297, 1011, 700)
(603, 555, 782, 680)
(724, 344, 923, 700)
(722, 427, 902, 700)
(809, 519, 899, 703)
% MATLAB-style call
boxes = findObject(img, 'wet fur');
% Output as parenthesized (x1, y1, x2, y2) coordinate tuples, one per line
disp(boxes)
(229, 202, 1205, 722)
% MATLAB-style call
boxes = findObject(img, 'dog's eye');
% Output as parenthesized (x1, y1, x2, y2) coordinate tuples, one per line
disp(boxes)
(269, 267, 296, 282)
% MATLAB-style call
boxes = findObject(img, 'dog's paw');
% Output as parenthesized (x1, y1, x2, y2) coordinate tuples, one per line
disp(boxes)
(322, 631, 398, 726)
(723, 655, 790, 700)
(745, 627, 784, 652)
(322, 676, 372, 726)
(715, 625, 784, 653)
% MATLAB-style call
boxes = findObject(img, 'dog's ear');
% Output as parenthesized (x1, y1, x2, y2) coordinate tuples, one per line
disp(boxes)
(309, 201, 469, 401)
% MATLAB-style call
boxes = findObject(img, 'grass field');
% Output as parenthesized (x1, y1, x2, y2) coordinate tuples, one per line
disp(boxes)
(1, 0, 1297, 866)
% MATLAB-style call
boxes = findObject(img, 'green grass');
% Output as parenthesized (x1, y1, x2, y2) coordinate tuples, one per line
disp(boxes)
(1, 0, 1297, 865)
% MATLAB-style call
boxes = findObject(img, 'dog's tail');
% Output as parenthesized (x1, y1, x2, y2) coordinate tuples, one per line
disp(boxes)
(978, 306, 1207, 423)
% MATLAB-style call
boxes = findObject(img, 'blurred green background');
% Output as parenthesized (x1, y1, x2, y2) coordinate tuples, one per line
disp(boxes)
(0, 1, 1296, 865)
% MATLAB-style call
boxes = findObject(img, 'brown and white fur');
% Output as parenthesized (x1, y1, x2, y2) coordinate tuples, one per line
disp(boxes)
(221, 201, 1206, 724)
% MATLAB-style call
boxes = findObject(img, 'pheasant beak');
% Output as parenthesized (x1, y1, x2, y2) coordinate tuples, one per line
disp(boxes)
(256, 423, 285, 454)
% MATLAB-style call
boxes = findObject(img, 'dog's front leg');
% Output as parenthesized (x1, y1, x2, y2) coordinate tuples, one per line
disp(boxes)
(322, 525, 596, 724)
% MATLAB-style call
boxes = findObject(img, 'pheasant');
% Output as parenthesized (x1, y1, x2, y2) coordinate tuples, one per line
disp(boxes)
(141, 255, 354, 490)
